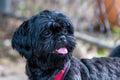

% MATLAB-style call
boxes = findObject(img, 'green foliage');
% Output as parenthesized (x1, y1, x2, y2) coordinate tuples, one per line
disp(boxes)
(34, 8, 42, 14)
(18, 5, 27, 12)
(110, 24, 120, 37)
(97, 48, 105, 56)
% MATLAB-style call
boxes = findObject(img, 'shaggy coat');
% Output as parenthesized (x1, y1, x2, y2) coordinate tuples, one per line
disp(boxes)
(12, 10, 120, 80)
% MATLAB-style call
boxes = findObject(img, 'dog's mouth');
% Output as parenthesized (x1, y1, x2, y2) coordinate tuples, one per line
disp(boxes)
(52, 47, 68, 55)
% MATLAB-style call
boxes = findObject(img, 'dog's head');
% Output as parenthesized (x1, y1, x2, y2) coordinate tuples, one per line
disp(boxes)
(12, 10, 76, 69)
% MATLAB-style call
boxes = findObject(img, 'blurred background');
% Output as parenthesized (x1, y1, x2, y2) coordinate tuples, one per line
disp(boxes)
(0, 0, 120, 79)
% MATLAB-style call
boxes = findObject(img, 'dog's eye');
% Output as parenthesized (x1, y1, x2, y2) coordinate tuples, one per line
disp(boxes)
(63, 29, 68, 34)
(43, 30, 52, 37)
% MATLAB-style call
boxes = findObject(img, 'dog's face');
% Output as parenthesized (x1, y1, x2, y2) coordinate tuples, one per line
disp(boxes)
(12, 10, 76, 69)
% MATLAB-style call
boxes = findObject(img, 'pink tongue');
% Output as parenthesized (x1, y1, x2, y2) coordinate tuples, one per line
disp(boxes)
(55, 47, 68, 54)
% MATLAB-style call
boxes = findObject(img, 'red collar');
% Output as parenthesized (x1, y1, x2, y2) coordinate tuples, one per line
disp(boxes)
(52, 61, 70, 80)
(28, 61, 70, 80)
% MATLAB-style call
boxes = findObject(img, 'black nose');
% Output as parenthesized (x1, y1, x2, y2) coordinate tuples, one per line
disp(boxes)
(58, 35, 66, 42)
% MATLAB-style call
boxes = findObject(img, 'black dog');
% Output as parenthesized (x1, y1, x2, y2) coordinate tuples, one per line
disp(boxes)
(12, 10, 120, 80)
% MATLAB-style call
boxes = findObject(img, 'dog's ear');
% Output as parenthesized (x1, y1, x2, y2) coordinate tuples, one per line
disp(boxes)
(12, 20, 32, 59)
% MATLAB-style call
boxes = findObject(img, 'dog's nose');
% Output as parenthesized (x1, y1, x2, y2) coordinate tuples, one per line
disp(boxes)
(58, 35, 66, 42)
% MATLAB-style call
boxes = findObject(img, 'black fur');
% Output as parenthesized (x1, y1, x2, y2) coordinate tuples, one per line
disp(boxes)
(12, 10, 120, 80)
(109, 45, 120, 57)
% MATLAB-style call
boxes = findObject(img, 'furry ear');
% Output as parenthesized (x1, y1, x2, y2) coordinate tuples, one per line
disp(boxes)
(12, 20, 32, 59)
